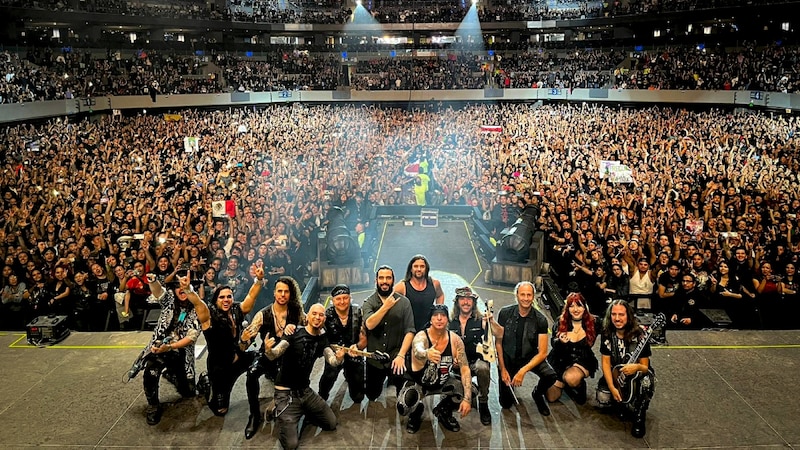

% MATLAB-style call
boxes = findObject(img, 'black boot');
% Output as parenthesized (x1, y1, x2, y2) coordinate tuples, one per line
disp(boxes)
(406, 404, 424, 434)
(145, 404, 163, 425)
(478, 401, 491, 425)
(433, 399, 460, 432)
(631, 400, 649, 438)
(197, 371, 211, 401)
(532, 386, 550, 416)
(245, 413, 262, 439)
(568, 379, 587, 405)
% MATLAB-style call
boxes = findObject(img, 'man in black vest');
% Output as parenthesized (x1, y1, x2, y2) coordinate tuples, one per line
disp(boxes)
(318, 284, 366, 404)
(393, 254, 444, 331)
(448, 286, 492, 425)
(492, 281, 557, 415)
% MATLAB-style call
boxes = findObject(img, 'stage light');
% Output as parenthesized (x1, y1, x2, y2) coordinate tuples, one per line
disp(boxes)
(496, 205, 539, 263)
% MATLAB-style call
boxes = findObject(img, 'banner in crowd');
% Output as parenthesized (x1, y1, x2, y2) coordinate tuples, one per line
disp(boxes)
(480, 125, 503, 133)
(685, 218, 704, 238)
(164, 113, 182, 122)
(599, 160, 633, 183)
(184, 136, 200, 153)
(212, 200, 236, 218)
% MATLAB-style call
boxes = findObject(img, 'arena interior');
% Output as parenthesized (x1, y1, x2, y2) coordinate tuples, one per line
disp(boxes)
(2, 0, 800, 448)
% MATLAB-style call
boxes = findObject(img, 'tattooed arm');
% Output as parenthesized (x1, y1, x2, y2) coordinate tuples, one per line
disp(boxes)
(452, 333, 472, 418)
(410, 330, 431, 372)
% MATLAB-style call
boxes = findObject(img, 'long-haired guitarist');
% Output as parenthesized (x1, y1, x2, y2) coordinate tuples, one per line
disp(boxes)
(448, 286, 493, 425)
(597, 299, 656, 439)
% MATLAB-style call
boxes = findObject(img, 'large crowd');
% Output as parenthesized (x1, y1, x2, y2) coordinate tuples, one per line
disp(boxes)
(0, 0, 789, 23)
(3, 44, 799, 103)
(2, 102, 799, 332)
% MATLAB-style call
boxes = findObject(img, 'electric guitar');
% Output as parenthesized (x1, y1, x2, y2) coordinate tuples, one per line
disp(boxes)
(475, 299, 497, 363)
(330, 344, 390, 362)
(123, 336, 173, 383)
(611, 313, 665, 404)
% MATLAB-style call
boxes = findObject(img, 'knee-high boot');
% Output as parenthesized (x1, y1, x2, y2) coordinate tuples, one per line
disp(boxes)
(631, 398, 650, 438)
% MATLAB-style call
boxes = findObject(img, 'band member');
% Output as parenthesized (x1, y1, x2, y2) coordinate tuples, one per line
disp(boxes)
(596, 299, 655, 438)
(492, 281, 557, 415)
(141, 274, 200, 425)
(264, 303, 344, 450)
(545, 292, 598, 405)
(243, 276, 306, 439)
(190, 260, 265, 417)
(399, 304, 472, 434)
(363, 265, 415, 401)
(318, 284, 367, 404)
(448, 286, 492, 425)
(394, 255, 445, 331)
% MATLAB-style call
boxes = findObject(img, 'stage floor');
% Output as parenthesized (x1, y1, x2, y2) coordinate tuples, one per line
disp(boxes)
(1, 328, 799, 449)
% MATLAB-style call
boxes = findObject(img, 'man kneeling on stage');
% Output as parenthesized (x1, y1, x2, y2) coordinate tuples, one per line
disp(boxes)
(264, 303, 345, 450)
(141, 274, 200, 425)
(398, 304, 472, 434)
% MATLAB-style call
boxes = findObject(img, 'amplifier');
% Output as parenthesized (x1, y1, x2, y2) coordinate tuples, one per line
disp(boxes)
(27, 315, 70, 345)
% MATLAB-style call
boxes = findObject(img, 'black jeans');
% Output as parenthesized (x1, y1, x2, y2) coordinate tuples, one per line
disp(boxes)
(497, 356, 557, 409)
(245, 353, 279, 416)
(318, 356, 365, 403)
(275, 388, 337, 450)
(365, 363, 405, 401)
(143, 349, 194, 406)
(206, 351, 257, 416)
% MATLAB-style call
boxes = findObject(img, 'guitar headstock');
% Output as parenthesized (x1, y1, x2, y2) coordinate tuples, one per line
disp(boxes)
(374, 351, 390, 362)
(649, 313, 667, 330)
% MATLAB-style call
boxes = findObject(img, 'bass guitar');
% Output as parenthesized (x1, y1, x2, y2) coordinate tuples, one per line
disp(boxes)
(611, 313, 665, 404)
(330, 344, 390, 362)
(475, 299, 497, 363)
(123, 336, 173, 383)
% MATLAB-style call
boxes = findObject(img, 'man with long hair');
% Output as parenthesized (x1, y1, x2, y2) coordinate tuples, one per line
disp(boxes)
(545, 292, 598, 405)
(394, 254, 444, 331)
(448, 286, 492, 425)
(189, 261, 265, 418)
(596, 299, 656, 438)
(243, 275, 306, 439)
(140, 274, 200, 425)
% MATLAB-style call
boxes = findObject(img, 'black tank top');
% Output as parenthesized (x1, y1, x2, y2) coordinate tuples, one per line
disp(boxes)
(415, 329, 454, 389)
(405, 278, 437, 331)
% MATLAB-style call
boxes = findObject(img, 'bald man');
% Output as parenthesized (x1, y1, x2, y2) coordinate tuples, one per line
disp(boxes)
(263, 303, 345, 449)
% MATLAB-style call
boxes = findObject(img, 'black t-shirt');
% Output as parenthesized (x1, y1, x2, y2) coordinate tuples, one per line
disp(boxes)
(203, 302, 246, 367)
(274, 328, 329, 390)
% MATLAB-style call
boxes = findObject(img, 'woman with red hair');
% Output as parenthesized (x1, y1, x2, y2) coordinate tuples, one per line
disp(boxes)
(545, 292, 598, 404)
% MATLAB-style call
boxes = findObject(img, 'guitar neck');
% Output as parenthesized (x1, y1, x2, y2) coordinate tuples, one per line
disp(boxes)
(330, 344, 373, 358)
(625, 328, 653, 365)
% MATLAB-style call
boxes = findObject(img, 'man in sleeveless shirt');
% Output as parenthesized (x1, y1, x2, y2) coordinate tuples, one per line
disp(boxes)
(243, 276, 306, 439)
(399, 304, 472, 434)
(394, 255, 444, 331)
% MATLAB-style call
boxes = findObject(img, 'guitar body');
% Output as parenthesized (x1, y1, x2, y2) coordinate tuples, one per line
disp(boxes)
(476, 342, 496, 363)
(609, 313, 665, 404)
(475, 299, 497, 363)
(611, 365, 642, 404)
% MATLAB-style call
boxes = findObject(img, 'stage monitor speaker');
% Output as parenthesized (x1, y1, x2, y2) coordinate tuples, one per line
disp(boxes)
(27, 315, 70, 345)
